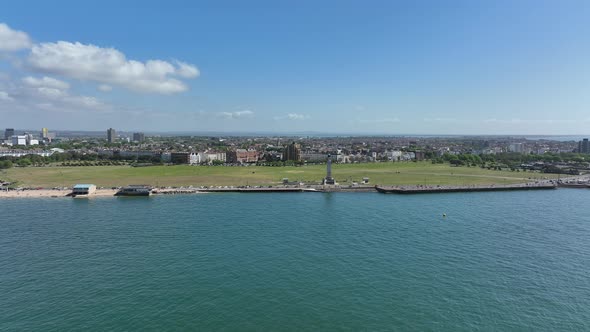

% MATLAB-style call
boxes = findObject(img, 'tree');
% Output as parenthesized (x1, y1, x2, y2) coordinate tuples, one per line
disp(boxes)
(449, 159, 464, 166)
(0, 160, 13, 169)
(17, 158, 31, 167)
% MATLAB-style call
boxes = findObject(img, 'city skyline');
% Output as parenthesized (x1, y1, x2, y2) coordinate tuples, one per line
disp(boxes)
(1, 1, 590, 134)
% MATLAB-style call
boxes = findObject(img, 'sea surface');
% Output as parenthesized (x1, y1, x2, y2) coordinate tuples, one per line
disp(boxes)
(1, 190, 589, 331)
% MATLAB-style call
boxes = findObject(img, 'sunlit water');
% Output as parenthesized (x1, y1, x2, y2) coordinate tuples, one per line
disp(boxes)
(1, 190, 589, 331)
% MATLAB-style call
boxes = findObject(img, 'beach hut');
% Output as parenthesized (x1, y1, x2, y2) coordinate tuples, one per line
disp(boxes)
(72, 184, 96, 196)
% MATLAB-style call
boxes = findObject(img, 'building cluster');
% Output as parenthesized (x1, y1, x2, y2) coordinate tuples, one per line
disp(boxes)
(502, 139, 590, 155)
(106, 128, 146, 143)
(96, 149, 244, 165)
(2, 128, 55, 146)
(1, 126, 589, 166)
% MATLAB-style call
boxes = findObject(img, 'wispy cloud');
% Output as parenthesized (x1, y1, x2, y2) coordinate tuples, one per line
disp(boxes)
(98, 84, 112, 92)
(22, 76, 70, 90)
(0, 75, 110, 114)
(274, 113, 310, 121)
(0, 91, 14, 101)
(219, 110, 254, 119)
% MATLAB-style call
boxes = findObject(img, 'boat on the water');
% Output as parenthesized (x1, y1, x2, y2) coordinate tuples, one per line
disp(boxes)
(115, 185, 152, 196)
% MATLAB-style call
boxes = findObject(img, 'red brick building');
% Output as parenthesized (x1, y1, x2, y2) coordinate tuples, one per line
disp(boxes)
(227, 149, 259, 163)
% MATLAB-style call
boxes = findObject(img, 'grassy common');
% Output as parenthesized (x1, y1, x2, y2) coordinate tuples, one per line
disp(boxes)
(1, 162, 559, 188)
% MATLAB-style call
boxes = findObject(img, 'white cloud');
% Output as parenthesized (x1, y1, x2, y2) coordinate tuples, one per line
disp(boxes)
(22, 76, 70, 90)
(175, 60, 200, 78)
(220, 110, 254, 119)
(287, 113, 307, 120)
(0, 75, 109, 113)
(98, 84, 112, 92)
(0, 23, 32, 51)
(36, 86, 67, 99)
(28, 41, 199, 94)
(0, 91, 14, 101)
(274, 113, 309, 120)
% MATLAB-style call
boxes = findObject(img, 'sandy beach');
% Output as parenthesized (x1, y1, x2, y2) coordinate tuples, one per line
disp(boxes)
(0, 188, 214, 198)
(0, 189, 118, 199)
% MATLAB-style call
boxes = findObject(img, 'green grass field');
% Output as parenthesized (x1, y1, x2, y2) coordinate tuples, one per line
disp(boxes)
(1, 162, 559, 188)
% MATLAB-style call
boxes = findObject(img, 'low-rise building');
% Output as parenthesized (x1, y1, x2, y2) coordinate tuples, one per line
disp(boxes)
(205, 151, 227, 163)
(382, 150, 403, 161)
(301, 151, 327, 162)
(12, 135, 26, 146)
(72, 184, 97, 196)
(227, 149, 259, 163)
(171, 152, 200, 164)
(0, 150, 54, 157)
(117, 150, 162, 160)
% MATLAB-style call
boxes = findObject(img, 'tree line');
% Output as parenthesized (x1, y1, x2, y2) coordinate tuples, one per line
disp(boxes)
(0, 152, 163, 168)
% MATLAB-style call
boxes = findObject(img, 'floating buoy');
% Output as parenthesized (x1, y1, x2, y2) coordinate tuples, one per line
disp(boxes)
(442, 213, 446, 217)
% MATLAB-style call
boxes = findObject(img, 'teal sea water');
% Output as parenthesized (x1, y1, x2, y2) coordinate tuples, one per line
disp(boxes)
(1, 190, 589, 331)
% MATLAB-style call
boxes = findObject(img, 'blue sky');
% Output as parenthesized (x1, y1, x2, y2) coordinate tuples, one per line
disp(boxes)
(1, 0, 590, 134)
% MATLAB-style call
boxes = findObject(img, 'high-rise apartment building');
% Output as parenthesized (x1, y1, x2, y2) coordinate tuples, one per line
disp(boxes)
(283, 142, 301, 161)
(133, 132, 145, 142)
(107, 128, 116, 143)
(579, 138, 589, 154)
(508, 143, 524, 153)
(5, 128, 14, 140)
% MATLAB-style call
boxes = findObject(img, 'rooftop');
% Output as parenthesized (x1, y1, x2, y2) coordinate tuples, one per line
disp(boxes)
(73, 184, 95, 189)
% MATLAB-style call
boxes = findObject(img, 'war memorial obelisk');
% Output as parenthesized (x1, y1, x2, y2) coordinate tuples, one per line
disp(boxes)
(323, 154, 336, 185)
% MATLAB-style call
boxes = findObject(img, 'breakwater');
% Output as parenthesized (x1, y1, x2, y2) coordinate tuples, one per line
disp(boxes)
(557, 183, 590, 189)
(375, 183, 557, 194)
